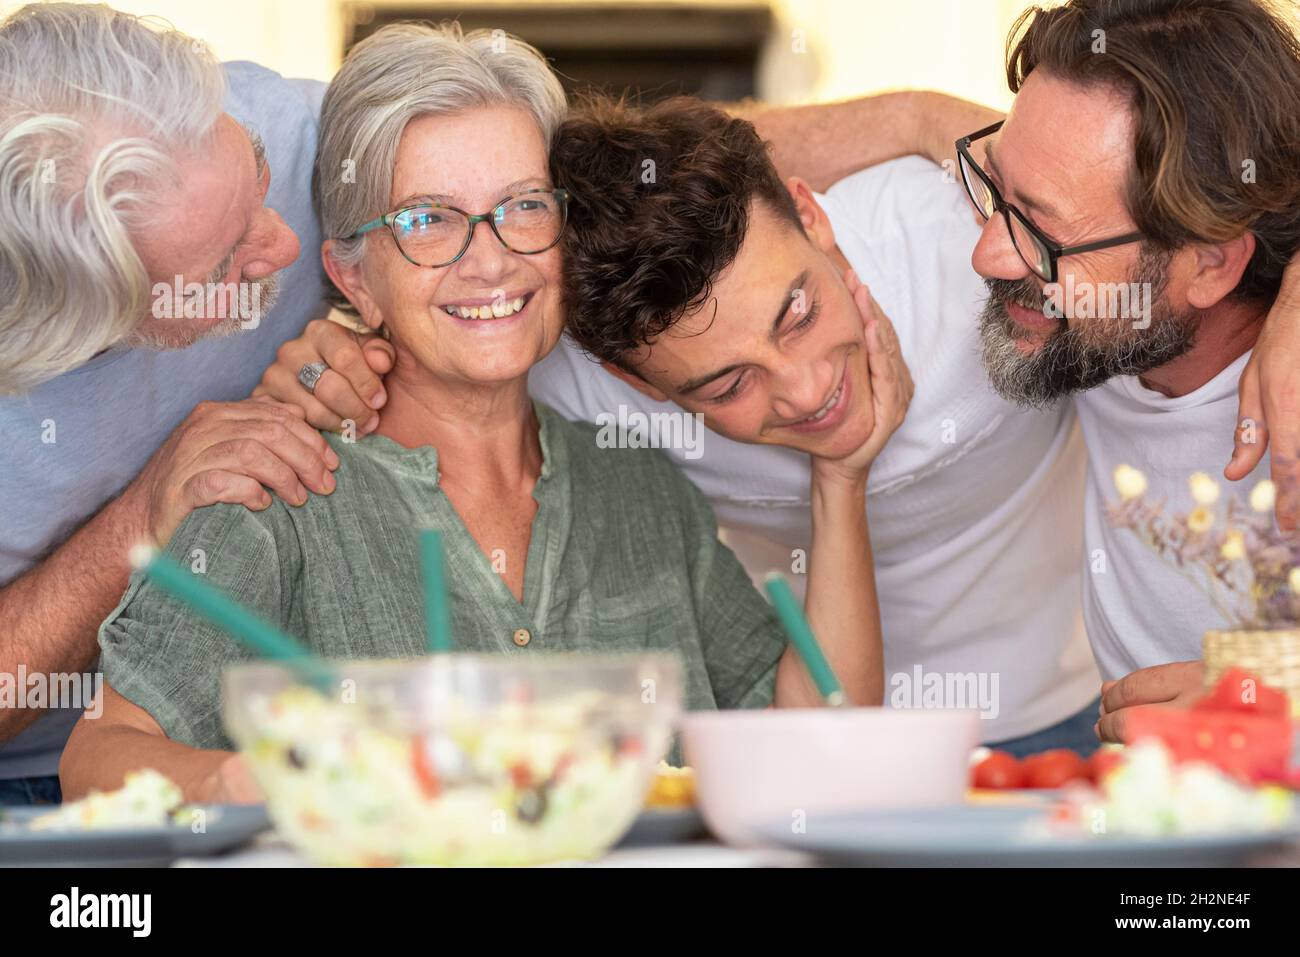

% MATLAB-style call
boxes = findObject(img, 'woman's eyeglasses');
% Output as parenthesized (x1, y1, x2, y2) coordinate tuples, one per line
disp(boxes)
(955, 122, 1143, 283)
(347, 188, 569, 268)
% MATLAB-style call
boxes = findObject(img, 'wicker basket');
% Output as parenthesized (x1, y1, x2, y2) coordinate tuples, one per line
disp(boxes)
(1203, 628, 1300, 717)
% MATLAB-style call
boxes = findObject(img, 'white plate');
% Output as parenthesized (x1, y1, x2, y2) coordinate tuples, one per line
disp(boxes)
(755, 804, 1300, 867)
(0, 804, 272, 867)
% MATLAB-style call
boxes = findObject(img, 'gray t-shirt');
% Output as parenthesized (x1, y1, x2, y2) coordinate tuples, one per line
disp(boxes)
(0, 62, 329, 779)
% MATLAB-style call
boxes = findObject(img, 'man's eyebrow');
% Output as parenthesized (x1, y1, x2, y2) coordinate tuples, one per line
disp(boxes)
(200, 248, 237, 288)
(983, 141, 1064, 224)
(771, 269, 810, 340)
(674, 270, 810, 395)
(677, 359, 745, 397)
(242, 124, 267, 179)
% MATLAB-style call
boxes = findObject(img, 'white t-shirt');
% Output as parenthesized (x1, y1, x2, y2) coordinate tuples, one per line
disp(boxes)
(1074, 351, 1268, 680)
(530, 156, 1100, 741)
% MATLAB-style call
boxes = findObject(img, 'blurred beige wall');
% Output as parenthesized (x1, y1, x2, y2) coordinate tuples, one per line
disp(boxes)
(3, 0, 1029, 106)
(761, 0, 1025, 108)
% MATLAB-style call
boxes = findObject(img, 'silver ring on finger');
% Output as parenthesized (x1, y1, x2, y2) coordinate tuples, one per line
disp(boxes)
(297, 360, 329, 395)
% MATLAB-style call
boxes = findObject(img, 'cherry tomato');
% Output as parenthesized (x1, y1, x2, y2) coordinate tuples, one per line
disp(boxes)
(1022, 749, 1089, 789)
(971, 750, 1024, 789)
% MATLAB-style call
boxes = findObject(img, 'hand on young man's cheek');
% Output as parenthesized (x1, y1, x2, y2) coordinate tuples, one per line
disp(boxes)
(811, 269, 913, 485)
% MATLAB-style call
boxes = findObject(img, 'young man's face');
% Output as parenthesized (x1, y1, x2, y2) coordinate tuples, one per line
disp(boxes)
(612, 186, 875, 460)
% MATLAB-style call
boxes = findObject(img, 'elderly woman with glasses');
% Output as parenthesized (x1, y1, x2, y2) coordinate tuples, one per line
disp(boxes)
(61, 22, 901, 803)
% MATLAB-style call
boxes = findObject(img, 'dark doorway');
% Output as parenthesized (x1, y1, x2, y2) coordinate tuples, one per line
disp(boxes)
(345, 3, 774, 102)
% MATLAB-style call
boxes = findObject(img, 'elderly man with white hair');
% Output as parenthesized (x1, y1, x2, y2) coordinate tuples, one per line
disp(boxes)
(0, 3, 339, 804)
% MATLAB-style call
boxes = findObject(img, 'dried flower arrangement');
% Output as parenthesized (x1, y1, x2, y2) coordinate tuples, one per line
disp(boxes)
(1108, 467, 1300, 630)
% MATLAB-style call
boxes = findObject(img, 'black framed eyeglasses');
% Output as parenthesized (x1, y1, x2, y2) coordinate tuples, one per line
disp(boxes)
(347, 187, 569, 268)
(955, 121, 1143, 283)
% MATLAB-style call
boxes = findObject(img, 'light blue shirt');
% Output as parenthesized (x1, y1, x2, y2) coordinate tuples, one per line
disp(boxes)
(0, 63, 329, 779)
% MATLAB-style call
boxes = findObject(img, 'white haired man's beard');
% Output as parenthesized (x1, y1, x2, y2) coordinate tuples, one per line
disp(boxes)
(978, 248, 1198, 408)
(129, 270, 282, 349)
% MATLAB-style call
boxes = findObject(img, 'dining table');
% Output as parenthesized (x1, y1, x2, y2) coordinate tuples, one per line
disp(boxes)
(176, 831, 815, 868)
(168, 820, 1300, 869)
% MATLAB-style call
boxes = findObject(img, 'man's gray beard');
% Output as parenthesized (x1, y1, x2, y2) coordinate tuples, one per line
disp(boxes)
(129, 270, 281, 349)
(978, 254, 1197, 408)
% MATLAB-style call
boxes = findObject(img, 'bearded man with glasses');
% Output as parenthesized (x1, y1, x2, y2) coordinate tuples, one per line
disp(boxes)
(911, 0, 1300, 738)
(751, 0, 1300, 738)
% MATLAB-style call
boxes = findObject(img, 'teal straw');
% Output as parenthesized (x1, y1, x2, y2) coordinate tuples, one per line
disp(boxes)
(763, 572, 849, 707)
(420, 529, 454, 653)
(130, 545, 333, 691)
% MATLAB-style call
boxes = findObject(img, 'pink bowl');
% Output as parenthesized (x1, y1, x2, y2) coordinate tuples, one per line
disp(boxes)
(681, 707, 980, 846)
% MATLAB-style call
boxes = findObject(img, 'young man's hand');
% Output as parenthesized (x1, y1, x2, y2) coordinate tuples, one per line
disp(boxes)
(252, 318, 395, 432)
(810, 269, 914, 487)
(1226, 254, 1300, 532)
(1095, 660, 1205, 743)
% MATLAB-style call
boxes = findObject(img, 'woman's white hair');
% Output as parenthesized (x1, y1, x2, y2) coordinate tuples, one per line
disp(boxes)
(0, 3, 226, 394)
(314, 21, 567, 312)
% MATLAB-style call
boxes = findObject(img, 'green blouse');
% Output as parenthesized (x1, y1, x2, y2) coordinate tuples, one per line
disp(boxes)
(99, 402, 786, 749)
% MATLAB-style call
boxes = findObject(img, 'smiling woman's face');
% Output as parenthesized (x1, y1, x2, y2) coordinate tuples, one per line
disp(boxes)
(354, 105, 565, 387)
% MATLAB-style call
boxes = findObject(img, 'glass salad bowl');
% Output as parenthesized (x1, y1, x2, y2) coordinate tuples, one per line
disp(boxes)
(222, 652, 682, 866)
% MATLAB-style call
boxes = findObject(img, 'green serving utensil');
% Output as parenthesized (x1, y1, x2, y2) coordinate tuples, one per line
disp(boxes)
(420, 529, 454, 653)
(763, 572, 851, 707)
(129, 545, 334, 691)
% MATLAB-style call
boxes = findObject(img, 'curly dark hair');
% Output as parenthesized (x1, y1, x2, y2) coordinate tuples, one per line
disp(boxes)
(550, 95, 803, 368)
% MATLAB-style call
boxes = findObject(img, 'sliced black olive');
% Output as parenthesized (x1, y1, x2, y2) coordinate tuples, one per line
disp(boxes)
(515, 786, 547, 824)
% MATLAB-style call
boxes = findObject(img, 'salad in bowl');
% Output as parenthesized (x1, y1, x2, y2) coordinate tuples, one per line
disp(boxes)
(221, 653, 681, 866)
